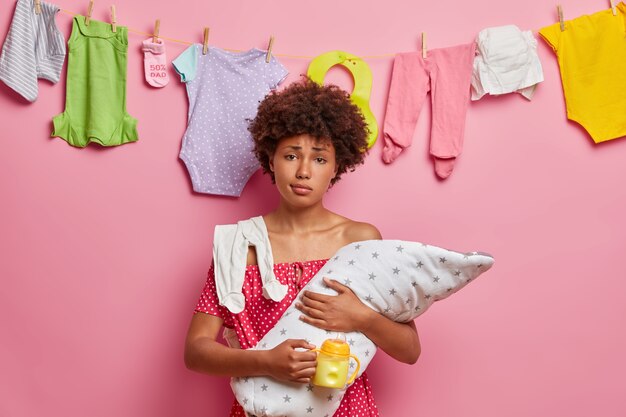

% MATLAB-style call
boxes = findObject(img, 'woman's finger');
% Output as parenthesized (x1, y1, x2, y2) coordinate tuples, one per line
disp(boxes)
(297, 303, 326, 319)
(299, 314, 330, 330)
(299, 294, 326, 311)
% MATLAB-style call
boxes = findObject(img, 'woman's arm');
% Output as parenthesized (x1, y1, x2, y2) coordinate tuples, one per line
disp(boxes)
(361, 313, 420, 364)
(185, 313, 318, 383)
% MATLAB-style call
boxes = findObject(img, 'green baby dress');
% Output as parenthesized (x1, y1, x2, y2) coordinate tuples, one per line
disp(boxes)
(52, 16, 138, 147)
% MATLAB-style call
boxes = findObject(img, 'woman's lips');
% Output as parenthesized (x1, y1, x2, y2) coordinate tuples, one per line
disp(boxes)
(290, 184, 313, 195)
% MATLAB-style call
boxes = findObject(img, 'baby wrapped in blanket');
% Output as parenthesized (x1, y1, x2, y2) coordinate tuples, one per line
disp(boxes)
(215, 218, 494, 417)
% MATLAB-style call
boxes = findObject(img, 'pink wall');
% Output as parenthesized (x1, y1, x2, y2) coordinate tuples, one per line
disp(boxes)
(1, 0, 625, 416)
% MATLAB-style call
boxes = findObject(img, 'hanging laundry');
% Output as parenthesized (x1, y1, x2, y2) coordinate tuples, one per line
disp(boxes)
(471, 25, 544, 101)
(142, 37, 169, 88)
(382, 43, 475, 179)
(172, 45, 288, 197)
(51, 16, 138, 147)
(539, 4, 626, 143)
(0, 0, 66, 102)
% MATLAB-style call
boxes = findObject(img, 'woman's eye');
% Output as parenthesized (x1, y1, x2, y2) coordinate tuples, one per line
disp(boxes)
(285, 154, 297, 160)
(316, 157, 327, 164)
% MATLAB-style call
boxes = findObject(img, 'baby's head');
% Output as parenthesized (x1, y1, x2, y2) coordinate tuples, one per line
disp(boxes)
(249, 78, 369, 185)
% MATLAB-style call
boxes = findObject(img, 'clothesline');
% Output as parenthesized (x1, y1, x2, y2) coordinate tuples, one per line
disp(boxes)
(48, 3, 626, 62)
(58, 9, 396, 60)
(57, 7, 559, 61)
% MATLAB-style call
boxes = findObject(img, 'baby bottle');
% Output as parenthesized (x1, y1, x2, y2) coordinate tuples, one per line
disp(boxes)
(312, 337, 361, 389)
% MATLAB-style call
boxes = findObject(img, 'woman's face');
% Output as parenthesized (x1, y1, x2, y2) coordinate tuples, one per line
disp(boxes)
(269, 134, 338, 208)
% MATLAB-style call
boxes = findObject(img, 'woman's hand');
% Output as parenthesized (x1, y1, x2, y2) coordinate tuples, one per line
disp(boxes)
(296, 278, 373, 333)
(262, 339, 317, 383)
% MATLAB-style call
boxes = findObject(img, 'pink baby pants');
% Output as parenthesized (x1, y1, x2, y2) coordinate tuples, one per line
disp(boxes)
(383, 42, 476, 179)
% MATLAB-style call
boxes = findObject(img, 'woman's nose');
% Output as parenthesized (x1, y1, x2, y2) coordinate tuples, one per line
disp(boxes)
(296, 161, 311, 179)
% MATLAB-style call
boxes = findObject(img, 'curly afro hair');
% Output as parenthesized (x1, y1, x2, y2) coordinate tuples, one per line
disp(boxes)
(249, 77, 369, 185)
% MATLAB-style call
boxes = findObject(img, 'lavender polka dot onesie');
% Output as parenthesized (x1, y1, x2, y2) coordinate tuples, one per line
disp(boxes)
(173, 45, 288, 196)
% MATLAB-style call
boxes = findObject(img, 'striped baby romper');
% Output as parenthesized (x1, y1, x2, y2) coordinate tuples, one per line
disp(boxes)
(0, 0, 66, 102)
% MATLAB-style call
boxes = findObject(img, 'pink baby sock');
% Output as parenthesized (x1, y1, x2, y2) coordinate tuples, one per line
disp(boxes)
(433, 157, 456, 179)
(142, 38, 169, 88)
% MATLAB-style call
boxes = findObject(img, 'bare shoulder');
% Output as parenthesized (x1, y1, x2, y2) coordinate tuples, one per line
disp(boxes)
(342, 220, 382, 243)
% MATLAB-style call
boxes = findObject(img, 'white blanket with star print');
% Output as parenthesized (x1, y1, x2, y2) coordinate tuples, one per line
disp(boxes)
(231, 239, 494, 417)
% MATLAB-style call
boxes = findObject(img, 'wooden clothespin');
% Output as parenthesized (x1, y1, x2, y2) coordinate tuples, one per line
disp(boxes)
(34, 0, 42, 15)
(202, 27, 210, 55)
(557, 5, 565, 31)
(610, 0, 617, 15)
(153, 19, 161, 43)
(85, 0, 94, 26)
(421, 32, 427, 59)
(110, 5, 117, 33)
(265, 36, 275, 63)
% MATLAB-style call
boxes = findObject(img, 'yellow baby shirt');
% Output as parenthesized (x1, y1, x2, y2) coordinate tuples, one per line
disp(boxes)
(540, 3, 626, 143)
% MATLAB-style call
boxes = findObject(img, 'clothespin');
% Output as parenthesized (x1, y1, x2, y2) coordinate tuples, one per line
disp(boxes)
(34, 0, 41, 15)
(153, 19, 161, 43)
(110, 5, 117, 33)
(610, 0, 617, 15)
(85, 0, 94, 26)
(421, 32, 427, 59)
(557, 5, 565, 31)
(202, 27, 210, 55)
(265, 36, 275, 63)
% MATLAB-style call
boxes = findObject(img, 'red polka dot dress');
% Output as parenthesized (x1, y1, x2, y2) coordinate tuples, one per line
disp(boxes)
(195, 259, 380, 417)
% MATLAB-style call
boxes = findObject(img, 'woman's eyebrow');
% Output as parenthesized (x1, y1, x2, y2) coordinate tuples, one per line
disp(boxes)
(312, 146, 330, 152)
(281, 145, 329, 152)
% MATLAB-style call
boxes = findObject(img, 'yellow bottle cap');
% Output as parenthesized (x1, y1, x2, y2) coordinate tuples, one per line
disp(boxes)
(320, 338, 350, 356)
